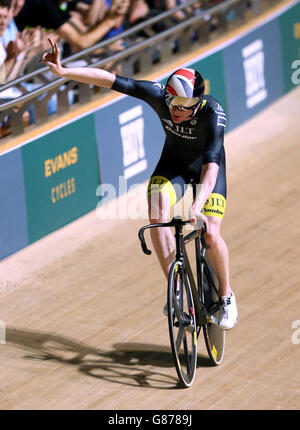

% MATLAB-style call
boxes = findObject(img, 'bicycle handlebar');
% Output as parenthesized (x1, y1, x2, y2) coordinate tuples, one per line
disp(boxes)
(138, 216, 210, 256)
(138, 219, 180, 255)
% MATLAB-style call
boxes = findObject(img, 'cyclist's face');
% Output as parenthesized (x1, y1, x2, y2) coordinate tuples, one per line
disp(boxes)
(169, 105, 193, 123)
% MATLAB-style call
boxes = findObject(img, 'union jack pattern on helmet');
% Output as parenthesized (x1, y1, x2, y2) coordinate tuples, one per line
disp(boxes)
(165, 68, 205, 101)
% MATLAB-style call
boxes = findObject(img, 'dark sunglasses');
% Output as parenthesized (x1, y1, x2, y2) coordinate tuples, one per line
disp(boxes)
(170, 104, 198, 112)
(166, 96, 201, 112)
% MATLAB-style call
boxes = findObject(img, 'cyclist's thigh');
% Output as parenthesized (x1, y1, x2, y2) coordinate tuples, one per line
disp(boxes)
(147, 155, 188, 210)
(203, 151, 227, 221)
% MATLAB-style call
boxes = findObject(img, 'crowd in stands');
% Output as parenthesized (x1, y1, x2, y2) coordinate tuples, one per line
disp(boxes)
(0, 0, 227, 137)
(0, 0, 228, 84)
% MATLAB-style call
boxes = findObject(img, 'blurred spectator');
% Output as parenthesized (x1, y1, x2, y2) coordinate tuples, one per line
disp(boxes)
(67, 0, 150, 29)
(128, 0, 150, 25)
(127, 0, 204, 30)
(0, 0, 30, 137)
(14, 0, 130, 53)
(0, 0, 13, 82)
(66, 0, 129, 50)
(2, 0, 21, 46)
(67, 0, 108, 28)
(0, 1, 74, 136)
(164, 1, 203, 21)
(1, 0, 54, 81)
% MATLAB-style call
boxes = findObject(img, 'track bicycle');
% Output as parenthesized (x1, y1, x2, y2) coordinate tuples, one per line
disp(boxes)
(138, 211, 225, 388)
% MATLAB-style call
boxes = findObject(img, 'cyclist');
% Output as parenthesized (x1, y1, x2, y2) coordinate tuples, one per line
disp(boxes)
(41, 38, 238, 330)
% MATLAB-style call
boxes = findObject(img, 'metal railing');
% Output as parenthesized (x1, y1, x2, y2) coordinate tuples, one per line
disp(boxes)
(0, 0, 279, 138)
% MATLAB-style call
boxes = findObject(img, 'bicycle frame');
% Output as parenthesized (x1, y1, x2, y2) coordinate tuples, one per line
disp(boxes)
(138, 216, 218, 328)
(139, 213, 226, 378)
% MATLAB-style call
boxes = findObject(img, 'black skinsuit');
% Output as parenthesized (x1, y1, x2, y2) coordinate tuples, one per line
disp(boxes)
(112, 76, 227, 213)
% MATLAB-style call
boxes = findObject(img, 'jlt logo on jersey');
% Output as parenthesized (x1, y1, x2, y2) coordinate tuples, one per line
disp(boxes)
(242, 39, 267, 109)
(215, 103, 226, 128)
(119, 105, 147, 179)
(162, 119, 197, 140)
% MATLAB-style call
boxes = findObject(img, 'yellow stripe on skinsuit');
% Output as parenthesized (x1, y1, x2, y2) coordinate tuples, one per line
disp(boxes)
(147, 176, 177, 207)
(203, 193, 226, 220)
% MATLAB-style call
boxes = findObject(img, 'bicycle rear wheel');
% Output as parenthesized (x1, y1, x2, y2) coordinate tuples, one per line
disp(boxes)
(167, 261, 197, 388)
(202, 260, 225, 366)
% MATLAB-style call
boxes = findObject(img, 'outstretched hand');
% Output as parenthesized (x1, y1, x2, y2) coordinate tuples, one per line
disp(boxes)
(40, 38, 64, 77)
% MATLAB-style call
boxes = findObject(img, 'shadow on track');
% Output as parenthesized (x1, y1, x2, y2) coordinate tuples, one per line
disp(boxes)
(5, 327, 212, 389)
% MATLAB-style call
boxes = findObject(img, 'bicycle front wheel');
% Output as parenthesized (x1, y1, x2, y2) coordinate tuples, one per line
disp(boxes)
(167, 261, 197, 388)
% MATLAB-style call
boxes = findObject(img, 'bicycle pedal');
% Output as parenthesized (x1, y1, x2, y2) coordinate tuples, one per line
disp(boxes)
(174, 313, 194, 328)
(183, 312, 194, 325)
(207, 314, 219, 326)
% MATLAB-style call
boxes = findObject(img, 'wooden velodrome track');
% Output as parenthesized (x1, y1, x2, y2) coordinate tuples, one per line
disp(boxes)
(0, 82, 300, 409)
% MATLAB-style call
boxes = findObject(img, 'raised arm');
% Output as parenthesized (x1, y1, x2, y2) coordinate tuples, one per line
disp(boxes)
(40, 38, 116, 88)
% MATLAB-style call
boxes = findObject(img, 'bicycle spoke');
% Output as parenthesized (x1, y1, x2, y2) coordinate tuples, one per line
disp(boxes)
(183, 335, 191, 376)
(172, 290, 180, 315)
(175, 325, 185, 352)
